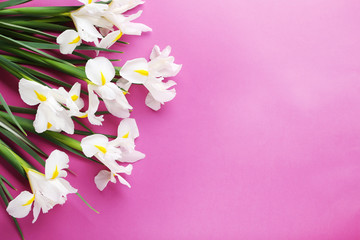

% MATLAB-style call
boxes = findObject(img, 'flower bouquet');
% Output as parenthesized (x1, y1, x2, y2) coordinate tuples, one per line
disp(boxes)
(0, 0, 181, 238)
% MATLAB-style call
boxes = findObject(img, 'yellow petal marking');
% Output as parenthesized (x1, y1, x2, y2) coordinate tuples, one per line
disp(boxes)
(122, 132, 129, 138)
(134, 70, 149, 76)
(68, 35, 81, 44)
(34, 90, 47, 102)
(112, 32, 123, 43)
(88, 0, 92, 4)
(100, 72, 106, 85)
(79, 113, 88, 118)
(95, 145, 107, 154)
(22, 194, 35, 206)
(47, 122, 52, 129)
(71, 94, 79, 101)
(51, 165, 59, 179)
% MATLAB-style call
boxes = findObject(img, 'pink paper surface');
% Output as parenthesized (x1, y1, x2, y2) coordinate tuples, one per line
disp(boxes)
(1, 0, 360, 239)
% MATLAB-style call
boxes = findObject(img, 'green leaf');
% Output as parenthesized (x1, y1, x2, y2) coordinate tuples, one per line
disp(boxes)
(0, 33, 72, 65)
(74, 130, 116, 139)
(0, 174, 16, 190)
(0, 139, 32, 177)
(0, 115, 47, 157)
(0, 93, 27, 136)
(0, 128, 46, 167)
(0, 28, 51, 43)
(19, 66, 89, 96)
(76, 192, 99, 214)
(0, 177, 13, 200)
(0, 111, 101, 164)
(73, 118, 94, 134)
(0, 6, 78, 16)
(0, 105, 36, 114)
(3, 48, 88, 81)
(0, 21, 56, 39)
(0, 0, 31, 10)
(0, 54, 48, 86)
(11, 21, 70, 32)
(0, 178, 25, 240)
(18, 41, 123, 53)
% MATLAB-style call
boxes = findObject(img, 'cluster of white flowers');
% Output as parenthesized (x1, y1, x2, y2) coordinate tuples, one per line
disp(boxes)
(81, 118, 144, 190)
(6, 150, 77, 223)
(19, 44, 181, 132)
(19, 79, 83, 134)
(57, 0, 151, 54)
(7, 0, 181, 224)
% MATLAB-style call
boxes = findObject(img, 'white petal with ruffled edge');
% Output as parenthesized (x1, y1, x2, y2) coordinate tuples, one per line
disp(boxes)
(145, 92, 161, 111)
(94, 170, 115, 191)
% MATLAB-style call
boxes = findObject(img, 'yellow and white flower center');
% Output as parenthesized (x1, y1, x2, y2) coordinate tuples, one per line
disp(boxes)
(34, 90, 47, 102)
(71, 94, 79, 101)
(95, 145, 107, 154)
(22, 194, 35, 206)
(78, 113, 88, 118)
(100, 72, 106, 85)
(122, 132, 129, 138)
(112, 32, 123, 43)
(51, 165, 59, 179)
(68, 36, 81, 44)
(134, 70, 149, 76)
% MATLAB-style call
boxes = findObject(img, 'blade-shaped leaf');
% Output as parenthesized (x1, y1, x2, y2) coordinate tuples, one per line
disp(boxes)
(76, 192, 99, 214)
(0, 54, 48, 86)
(0, 128, 46, 167)
(11, 21, 69, 32)
(0, 174, 16, 190)
(0, 0, 31, 10)
(0, 6, 78, 16)
(0, 93, 27, 136)
(19, 41, 124, 53)
(0, 33, 72, 65)
(0, 178, 25, 240)
(0, 21, 56, 39)
(0, 115, 47, 157)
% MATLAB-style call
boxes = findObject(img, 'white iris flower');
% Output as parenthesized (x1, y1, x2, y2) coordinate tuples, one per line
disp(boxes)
(6, 150, 77, 223)
(119, 45, 182, 110)
(81, 118, 145, 190)
(85, 57, 132, 119)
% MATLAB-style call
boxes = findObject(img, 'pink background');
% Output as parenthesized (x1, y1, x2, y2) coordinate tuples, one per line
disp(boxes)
(1, 0, 360, 239)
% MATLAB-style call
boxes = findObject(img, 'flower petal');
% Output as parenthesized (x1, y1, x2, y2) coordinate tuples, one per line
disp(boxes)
(116, 78, 132, 92)
(117, 118, 139, 139)
(121, 150, 145, 163)
(86, 85, 104, 125)
(144, 78, 176, 103)
(81, 134, 109, 157)
(85, 57, 115, 85)
(56, 29, 82, 54)
(45, 150, 70, 180)
(94, 170, 112, 191)
(145, 92, 161, 111)
(18, 79, 50, 106)
(120, 58, 149, 84)
(97, 30, 122, 50)
(6, 191, 34, 219)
